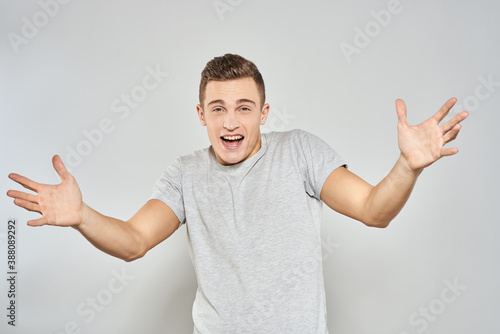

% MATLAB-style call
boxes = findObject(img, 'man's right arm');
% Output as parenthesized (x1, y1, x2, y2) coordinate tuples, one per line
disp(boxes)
(75, 199, 180, 262)
(7, 155, 180, 262)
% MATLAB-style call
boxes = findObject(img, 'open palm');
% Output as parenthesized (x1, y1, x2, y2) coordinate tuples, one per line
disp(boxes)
(396, 98, 469, 171)
(7, 155, 83, 227)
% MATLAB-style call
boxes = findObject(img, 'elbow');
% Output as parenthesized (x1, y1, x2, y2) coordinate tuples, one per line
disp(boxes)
(370, 220, 391, 228)
(360, 206, 396, 228)
(123, 239, 149, 262)
(123, 249, 148, 262)
(123, 252, 145, 262)
(362, 215, 392, 228)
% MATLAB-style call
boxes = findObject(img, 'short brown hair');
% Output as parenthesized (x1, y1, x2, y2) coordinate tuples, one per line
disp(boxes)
(199, 54, 266, 107)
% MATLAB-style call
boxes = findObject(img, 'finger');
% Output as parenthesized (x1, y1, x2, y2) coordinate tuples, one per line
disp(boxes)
(443, 124, 462, 144)
(395, 99, 408, 127)
(432, 97, 457, 123)
(12, 198, 42, 214)
(52, 155, 71, 181)
(8, 173, 40, 192)
(441, 111, 469, 133)
(6, 190, 38, 204)
(28, 217, 48, 227)
(441, 147, 459, 157)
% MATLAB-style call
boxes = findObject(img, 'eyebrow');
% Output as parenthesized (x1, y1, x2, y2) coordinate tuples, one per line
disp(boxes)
(236, 99, 256, 106)
(207, 99, 257, 106)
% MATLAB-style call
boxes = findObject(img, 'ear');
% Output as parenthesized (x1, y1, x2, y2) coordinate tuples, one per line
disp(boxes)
(196, 104, 207, 126)
(260, 103, 270, 125)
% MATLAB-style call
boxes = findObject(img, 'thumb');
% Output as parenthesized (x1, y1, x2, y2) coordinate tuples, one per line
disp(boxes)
(395, 99, 408, 127)
(52, 155, 71, 181)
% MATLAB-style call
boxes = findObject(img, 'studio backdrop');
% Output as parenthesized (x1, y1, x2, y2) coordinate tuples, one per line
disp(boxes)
(1, 0, 499, 333)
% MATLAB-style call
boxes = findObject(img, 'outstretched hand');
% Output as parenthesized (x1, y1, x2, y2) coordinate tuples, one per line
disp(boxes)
(7, 155, 83, 227)
(396, 98, 469, 172)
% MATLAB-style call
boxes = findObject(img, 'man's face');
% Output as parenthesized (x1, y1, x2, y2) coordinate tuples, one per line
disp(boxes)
(197, 77, 269, 165)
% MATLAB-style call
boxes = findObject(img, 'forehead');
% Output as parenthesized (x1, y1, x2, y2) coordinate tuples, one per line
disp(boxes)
(205, 77, 260, 103)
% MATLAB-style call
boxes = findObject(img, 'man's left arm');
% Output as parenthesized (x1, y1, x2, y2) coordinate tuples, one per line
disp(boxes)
(320, 98, 469, 228)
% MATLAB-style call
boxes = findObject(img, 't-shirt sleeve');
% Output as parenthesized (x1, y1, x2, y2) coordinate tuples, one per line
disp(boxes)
(149, 157, 186, 226)
(294, 129, 347, 200)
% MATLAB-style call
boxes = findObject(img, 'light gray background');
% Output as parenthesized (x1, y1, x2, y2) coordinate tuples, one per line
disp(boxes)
(1, 0, 499, 333)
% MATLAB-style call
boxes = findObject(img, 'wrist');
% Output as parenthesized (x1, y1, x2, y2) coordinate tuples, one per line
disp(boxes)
(73, 202, 90, 231)
(398, 153, 424, 177)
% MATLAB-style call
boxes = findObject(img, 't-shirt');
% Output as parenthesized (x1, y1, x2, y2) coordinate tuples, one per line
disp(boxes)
(150, 129, 347, 334)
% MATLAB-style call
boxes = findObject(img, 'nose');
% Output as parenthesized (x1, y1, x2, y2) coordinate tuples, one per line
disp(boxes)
(223, 111, 240, 131)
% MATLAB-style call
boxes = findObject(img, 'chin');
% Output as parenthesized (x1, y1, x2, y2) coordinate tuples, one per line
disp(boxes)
(218, 152, 246, 165)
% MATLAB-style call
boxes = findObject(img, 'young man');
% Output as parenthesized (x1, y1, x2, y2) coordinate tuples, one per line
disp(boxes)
(7, 54, 468, 333)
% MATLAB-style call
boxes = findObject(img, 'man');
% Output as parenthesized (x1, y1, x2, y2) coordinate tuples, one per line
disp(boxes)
(7, 54, 468, 333)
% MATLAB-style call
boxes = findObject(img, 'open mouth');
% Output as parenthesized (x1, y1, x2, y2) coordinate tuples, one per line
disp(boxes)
(220, 135, 244, 150)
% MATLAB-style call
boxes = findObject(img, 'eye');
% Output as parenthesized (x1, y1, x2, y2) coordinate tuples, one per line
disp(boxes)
(212, 107, 224, 112)
(240, 107, 251, 112)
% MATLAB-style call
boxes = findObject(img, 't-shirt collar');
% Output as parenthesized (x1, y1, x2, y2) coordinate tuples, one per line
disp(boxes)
(209, 133, 268, 172)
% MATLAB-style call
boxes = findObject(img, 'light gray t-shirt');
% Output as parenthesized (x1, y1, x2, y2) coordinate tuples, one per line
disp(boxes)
(150, 129, 347, 334)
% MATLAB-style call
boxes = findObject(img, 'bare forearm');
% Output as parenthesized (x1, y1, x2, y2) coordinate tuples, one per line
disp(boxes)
(364, 154, 422, 227)
(73, 203, 147, 261)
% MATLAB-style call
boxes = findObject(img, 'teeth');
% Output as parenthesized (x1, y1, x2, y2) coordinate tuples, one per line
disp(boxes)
(222, 135, 243, 140)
